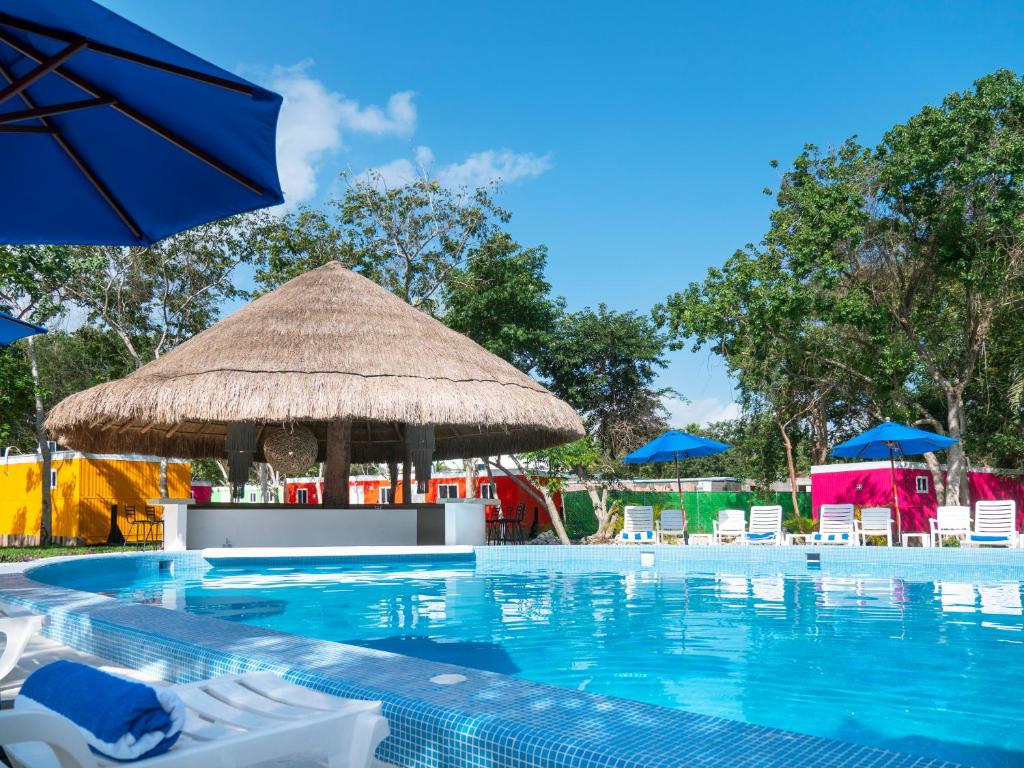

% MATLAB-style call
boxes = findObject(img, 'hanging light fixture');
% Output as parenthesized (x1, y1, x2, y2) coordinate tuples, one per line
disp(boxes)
(263, 424, 318, 477)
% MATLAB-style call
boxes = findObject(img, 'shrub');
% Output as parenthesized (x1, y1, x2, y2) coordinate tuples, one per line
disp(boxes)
(783, 515, 816, 534)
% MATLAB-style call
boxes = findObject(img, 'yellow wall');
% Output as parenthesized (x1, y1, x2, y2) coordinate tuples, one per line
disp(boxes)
(0, 455, 190, 545)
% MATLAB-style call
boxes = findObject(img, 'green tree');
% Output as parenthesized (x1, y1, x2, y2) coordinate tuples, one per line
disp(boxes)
(444, 232, 562, 372)
(65, 216, 260, 368)
(0, 245, 73, 541)
(539, 304, 670, 461)
(667, 70, 1024, 507)
(254, 174, 508, 316)
(512, 305, 672, 542)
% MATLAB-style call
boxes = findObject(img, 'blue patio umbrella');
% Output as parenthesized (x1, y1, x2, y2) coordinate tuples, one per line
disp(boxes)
(624, 430, 731, 535)
(0, 310, 47, 345)
(832, 420, 959, 540)
(0, 0, 284, 246)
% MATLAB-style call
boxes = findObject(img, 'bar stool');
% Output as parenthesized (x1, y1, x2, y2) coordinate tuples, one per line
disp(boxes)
(499, 503, 526, 544)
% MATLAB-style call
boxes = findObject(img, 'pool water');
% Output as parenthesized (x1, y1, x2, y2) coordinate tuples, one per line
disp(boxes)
(54, 560, 1024, 767)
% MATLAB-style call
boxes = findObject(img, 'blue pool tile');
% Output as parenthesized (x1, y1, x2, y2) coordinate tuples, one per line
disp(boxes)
(0, 547, 996, 768)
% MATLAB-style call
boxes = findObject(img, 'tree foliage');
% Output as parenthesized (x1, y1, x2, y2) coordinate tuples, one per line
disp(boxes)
(665, 70, 1024, 504)
(540, 304, 669, 461)
(444, 232, 562, 372)
(254, 174, 507, 316)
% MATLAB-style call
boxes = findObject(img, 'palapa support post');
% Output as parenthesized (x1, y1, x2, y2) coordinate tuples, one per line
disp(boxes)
(323, 418, 352, 507)
(387, 460, 399, 505)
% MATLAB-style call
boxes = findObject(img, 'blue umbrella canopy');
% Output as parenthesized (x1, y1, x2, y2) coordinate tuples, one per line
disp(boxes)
(0, 310, 47, 345)
(624, 430, 732, 464)
(0, 0, 284, 246)
(831, 420, 959, 541)
(624, 430, 730, 539)
(831, 421, 959, 459)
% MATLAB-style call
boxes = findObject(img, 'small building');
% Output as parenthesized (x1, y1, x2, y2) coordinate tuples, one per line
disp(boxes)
(207, 483, 282, 504)
(810, 461, 1024, 532)
(0, 450, 190, 545)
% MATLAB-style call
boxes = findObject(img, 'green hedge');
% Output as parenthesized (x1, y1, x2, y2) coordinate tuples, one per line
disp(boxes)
(562, 490, 811, 539)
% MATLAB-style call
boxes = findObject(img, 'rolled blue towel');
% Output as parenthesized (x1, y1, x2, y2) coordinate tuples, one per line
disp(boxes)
(15, 660, 185, 761)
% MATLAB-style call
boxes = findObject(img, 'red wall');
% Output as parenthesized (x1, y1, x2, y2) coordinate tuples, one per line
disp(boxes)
(277, 473, 558, 527)
(812, 464, 1024, 531)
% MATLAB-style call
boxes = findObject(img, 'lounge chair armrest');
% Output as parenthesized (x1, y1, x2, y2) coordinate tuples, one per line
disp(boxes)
(0, 615, 45, 681)
(0, 710, 97, 768)
(330, 708, 390, 768)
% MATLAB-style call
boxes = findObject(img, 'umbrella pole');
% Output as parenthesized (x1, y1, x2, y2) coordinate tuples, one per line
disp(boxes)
(675, 453, 687, 543)
(889, 443, 902, 545)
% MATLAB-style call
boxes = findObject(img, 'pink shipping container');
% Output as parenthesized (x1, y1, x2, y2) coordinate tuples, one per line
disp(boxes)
(810, 461, 1024, 532)
(190, 480, 212, 504)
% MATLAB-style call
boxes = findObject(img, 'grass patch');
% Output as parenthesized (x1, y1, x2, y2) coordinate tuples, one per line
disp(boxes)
(0, 545, 158, 563)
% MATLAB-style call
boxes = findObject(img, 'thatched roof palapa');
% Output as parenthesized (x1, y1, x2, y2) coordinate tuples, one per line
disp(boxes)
(46, 262, 584, 463)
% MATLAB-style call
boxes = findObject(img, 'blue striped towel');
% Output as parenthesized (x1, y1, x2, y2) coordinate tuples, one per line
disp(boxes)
(16, 660, 185, 761)
(811, 532, 850, 542)
(746, 532, 776, 541)
(620, 531, 655, 541)
(969, 534, 1012, 543)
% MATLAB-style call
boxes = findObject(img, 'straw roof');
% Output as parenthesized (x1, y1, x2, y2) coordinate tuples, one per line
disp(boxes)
(46, 262, 584, 462)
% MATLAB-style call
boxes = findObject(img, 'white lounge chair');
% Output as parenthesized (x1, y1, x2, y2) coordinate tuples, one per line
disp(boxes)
(929, 505, 971, 547)
(966, 500, 1018, 547)
(713, 509, 746, 544)
(657, 509, 685, 541)
(0, 607, 45, 683)
(856, 507, 893, 546)
(810, 504, 855, 545)
(619, 505, 657, 544)
(0, 670, 389, 768)
(745, 505, 782, 545)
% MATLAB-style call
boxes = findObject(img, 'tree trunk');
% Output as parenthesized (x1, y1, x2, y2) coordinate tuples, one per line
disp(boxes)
(27, 336, 52, 545)
(811, 399, 830, 465)
(922, 451, 946, 507)
(777, 419, 801, 517)
(587, 484, 613, 536)
(323, 418, 352, 506)
(258, 463, 270, 503)
(464, 458, 477, 500)
(943, 392, 970, 506)
(492, 457, 571, 545)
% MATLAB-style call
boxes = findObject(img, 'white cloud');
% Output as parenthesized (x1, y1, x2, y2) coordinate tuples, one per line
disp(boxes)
(266, 62, 417, 206)
(438, 149, 552, 189)
(359, 146, 435, 188)
(663, 396, 741, 428)
(359, 147, 551, 192)
(338, 91, 416, 136)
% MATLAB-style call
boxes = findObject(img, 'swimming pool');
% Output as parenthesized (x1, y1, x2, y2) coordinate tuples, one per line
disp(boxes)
(31, 547, 1024, 768)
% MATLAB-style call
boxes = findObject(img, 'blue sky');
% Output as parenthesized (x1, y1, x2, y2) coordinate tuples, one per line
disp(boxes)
(104, 0, 1024, 425)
